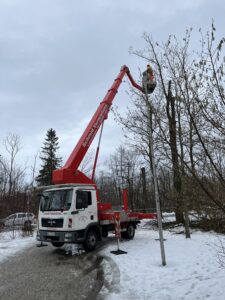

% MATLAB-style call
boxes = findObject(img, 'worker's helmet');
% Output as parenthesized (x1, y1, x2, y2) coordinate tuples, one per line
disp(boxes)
(146, 64, 152, 73)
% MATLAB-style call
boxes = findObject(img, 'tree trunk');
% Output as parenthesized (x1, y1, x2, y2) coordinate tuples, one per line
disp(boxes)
(166, 81, 184, 223)
(141, 167, 148, 211)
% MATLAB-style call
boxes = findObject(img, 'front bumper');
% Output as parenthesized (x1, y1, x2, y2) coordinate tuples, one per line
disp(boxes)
(36, 229, 85, 243)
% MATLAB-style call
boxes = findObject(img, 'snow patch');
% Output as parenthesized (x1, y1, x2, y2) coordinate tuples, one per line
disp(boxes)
(0, 230, 36, 263)
(99, 227, 225, 300)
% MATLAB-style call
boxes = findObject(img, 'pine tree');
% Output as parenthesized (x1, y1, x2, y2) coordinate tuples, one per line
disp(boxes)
(36, 128, 62, 186)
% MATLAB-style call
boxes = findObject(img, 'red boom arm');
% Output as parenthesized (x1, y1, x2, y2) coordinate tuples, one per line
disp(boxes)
(52, 65, 143, 184)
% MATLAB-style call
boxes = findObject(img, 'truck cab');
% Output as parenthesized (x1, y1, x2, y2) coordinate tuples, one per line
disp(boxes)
(37, 184, 100, 250)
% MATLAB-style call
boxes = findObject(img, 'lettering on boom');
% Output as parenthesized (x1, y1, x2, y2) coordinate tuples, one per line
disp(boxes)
(82, 104, 109, 148)
(82, 128, 95, 148)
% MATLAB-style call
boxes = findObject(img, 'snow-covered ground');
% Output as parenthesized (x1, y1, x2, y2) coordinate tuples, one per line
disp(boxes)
(0, 224, 225, 300)
(99, 222, 225, 300)
(0, 230, 36, 263)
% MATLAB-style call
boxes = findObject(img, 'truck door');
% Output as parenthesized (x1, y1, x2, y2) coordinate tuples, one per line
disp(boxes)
(73, 190, 97, 230)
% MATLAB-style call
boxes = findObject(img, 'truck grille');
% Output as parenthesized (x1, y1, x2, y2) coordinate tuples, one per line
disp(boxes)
(41, 218, 64, 228)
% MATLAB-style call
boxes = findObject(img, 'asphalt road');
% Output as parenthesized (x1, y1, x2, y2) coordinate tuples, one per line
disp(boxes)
(0, 239, 120, 300)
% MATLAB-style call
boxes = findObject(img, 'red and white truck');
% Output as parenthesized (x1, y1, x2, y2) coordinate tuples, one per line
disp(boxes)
(37, 66, 156, 251)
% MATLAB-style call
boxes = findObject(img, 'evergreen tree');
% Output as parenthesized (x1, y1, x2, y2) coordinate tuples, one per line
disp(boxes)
(36, 128, 62, 186)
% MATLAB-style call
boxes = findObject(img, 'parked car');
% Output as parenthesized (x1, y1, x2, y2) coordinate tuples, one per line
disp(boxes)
(3, 212, 36, 228)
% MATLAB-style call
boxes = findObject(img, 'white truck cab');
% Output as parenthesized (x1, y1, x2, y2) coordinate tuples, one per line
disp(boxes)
(37, 184, 100, 251)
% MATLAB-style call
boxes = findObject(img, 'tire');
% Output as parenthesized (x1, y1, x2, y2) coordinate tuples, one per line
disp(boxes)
(24, 221, 31, 227)
(102, 228, 108, 238)
(51, 242, 64, 248)
(83, 230, 98, 252)
(122, 223, 135, 240)
(23, 221, 32, 231)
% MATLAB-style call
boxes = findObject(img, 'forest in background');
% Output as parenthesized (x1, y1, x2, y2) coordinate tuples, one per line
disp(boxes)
(1, 23, 225, 233)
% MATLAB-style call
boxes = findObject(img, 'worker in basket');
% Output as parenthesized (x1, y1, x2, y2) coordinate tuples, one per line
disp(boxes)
(142, 64, 156, 94)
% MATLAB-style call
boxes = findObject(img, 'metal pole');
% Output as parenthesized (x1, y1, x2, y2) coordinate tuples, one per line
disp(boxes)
(144, 86, 166, 266)
(117, 238, 120, 251)
(91, 122, 104, 181)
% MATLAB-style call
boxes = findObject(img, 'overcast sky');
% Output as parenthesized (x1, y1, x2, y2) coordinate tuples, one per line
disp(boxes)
(0, 0, 224, 178)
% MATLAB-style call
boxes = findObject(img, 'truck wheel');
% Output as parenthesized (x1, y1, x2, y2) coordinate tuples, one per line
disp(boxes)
(102, 228, 108, 238)
(51, 242, 64, 248)
(83, 230, 97, 252)
(122, 223, 135, 240)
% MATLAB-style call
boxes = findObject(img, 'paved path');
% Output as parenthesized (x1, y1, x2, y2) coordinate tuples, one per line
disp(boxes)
(0, 242, 111, 300)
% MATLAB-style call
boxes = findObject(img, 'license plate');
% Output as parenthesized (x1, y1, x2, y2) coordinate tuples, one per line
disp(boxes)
(47, 232, 55, 236)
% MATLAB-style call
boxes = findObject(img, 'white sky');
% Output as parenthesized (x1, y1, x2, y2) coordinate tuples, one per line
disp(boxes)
(0, 0, 224, 178)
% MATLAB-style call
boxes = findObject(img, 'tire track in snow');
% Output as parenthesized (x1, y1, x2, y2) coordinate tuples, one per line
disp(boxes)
(98, 255, 120, 298)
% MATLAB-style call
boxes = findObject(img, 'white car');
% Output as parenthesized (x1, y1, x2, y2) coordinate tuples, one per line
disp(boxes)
(3, 212, 36, 228)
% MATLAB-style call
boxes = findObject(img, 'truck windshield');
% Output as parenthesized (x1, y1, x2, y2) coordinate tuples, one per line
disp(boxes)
(40, 189, 73, 211)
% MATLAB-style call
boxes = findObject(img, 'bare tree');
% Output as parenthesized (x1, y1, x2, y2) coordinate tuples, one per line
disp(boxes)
(79, 148, 95, 177)
(108, 145, 141, 210)
(3, 133, 25, 197)
(128, 23, 225, 234)
(30, 151, 39, 190)
(0, 134, 28, 216)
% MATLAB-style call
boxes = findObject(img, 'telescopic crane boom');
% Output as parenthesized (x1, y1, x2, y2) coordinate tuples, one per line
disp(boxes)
(52, 65, 143, 185)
